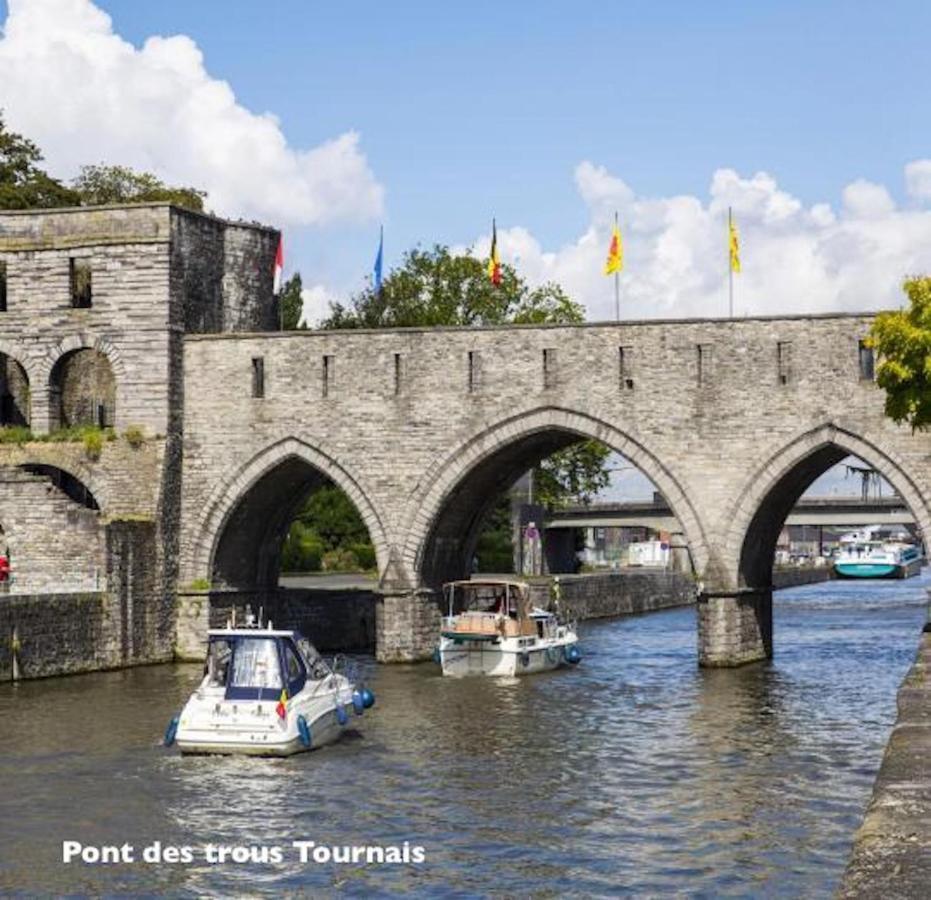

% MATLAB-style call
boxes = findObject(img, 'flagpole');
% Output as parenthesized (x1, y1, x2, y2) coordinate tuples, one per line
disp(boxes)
(728, 207, 734, 319)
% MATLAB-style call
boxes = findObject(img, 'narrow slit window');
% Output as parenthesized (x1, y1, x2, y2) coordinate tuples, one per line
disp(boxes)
(697, 344, 713, 385)
(777, 341, 792, 385)
(393, 353, 402, 395)
(619, 345, 634, 390)
(0, 260, 7, 312)
(543, 348, 557, 390)
(858, 340, 875, 381)
(467, 350, 479, 394)
(70, 258, 92, 308)
(322, 354, 334, 397)
(251, 357, 265, 398)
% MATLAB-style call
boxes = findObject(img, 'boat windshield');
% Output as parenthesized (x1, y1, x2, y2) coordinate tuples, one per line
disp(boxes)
(448, 583, 523, 618)
(229, 637, 282, 691)
(206, 637, 234, 688)
(296, 636, 331, 680)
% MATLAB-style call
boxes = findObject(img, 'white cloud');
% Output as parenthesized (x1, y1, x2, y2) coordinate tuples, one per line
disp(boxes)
(0, 0, 383, 226)
(905, 159, 931, 202)
(474, 162, 931, 320)
(301, 284, 336, 327)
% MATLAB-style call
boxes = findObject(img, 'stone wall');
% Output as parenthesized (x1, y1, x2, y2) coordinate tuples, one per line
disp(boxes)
(175, 587, 377, 660)
(539, 570, 696, 619)
(840, 631, 931, 897)
(0, 591, 110, 679)
(0, 466, 104, 592)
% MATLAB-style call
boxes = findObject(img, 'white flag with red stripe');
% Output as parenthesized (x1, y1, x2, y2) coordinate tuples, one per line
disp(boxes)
(273, 235, 284, 293)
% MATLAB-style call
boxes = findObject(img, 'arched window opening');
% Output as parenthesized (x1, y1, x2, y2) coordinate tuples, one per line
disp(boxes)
(49, 349, 115, 431)
(0, 353, 30, 428)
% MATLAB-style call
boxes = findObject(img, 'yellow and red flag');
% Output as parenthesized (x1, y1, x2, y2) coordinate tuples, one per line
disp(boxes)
(728, 212, 741, 273)
(275, 687, 288, 720)
(604, 218, 623, 275)
(487, 219, 502, 285)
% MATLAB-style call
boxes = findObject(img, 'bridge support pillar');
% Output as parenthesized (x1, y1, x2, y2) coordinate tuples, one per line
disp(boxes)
(697, 588, 772, 667)
(375, 588, 441, 663)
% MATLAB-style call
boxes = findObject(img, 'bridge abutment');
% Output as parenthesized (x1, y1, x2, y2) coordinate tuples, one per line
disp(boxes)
(697, 588, 773, 667)
(375, 588, 441, 663)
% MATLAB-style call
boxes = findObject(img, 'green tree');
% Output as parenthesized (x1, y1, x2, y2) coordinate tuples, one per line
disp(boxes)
(0, 113, 79, 209)
(296, 485, 370, 552)
(71, 164, 206, 211)
(279, 272, 305, 330)
(533, 441, 612, 509)
(869, 277, 931, 430)
(323, 244, 584, 329)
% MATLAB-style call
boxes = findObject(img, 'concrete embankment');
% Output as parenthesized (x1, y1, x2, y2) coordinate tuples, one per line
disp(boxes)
(840, 631, 931, 898)
(773, 565, 832, 589)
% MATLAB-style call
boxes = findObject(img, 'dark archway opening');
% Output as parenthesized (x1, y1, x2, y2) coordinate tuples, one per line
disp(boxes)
(49, 349, 115, 431)
(210, 456, 377, 652)
(0, 353, 29, 428)
(18, 464, 99, 510)
(420, 429, 685, 591)
(739, 447, 926, 592)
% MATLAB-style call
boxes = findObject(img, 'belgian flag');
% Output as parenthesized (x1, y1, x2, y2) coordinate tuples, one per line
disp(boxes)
(487, 219, 502, 285)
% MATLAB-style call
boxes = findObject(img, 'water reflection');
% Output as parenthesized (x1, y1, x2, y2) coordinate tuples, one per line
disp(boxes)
(0, 573, 927, 896)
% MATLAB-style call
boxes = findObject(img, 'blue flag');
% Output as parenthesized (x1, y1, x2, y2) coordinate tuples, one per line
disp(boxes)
(373, 226, 383, 295)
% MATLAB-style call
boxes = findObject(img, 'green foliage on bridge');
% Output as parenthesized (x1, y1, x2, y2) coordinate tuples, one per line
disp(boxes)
(322, 244, 583, 329)
(870, 277, 931, 431)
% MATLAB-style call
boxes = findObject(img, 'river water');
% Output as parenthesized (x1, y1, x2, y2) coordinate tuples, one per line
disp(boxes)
(1, 574, 927, 897)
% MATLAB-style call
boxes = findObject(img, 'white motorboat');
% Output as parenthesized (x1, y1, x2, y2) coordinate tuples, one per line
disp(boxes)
(436, 579, 581, 677)
(164, 613, 374, 756)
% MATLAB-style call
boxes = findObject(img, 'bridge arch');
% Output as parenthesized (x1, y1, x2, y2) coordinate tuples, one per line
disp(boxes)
(190, 437, 390, 589)
(724, 421, 931, 592)
(400, 405, 710, 588)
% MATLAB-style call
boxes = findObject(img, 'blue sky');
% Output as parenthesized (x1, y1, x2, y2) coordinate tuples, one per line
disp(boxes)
(1, 0, 927, 499)
(106, 1, 929, 289)
(2, 0, 930, 320)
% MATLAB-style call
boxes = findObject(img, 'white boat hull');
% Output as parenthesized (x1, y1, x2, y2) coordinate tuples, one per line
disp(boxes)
(438, 631, 579, 677)
(175, 679, 358, 757)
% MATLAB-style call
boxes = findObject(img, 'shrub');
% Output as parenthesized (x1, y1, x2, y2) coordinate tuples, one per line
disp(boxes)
(322, 548, 359, 572)
(83, 429, 103, 460)
(123, 424, 145, 448)
(281, 522, 323, 573)
(0, 426, 33, 445)
(348, 541, 376, 570)
(188, 578, 210, 591)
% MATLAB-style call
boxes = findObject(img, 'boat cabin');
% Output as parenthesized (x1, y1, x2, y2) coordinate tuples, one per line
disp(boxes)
(442, 580, 539, 639)
(204, 628, 329, 701)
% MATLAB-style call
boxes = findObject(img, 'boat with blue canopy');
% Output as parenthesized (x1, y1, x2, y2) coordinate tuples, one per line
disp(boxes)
(165, 611, 373, 756)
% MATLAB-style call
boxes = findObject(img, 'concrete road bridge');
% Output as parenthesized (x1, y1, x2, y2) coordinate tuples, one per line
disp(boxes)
(547, 496, 917, 532)
(2, 205, 930, 677)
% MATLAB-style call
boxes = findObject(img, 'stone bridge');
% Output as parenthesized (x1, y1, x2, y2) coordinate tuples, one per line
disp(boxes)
(2, 205, 929, 675)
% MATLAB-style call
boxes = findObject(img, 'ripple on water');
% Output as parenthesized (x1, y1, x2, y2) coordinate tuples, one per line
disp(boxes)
(0, 572, 927, 896)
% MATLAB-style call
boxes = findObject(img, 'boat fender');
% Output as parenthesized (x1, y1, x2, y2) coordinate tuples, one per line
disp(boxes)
(432, 647, 441, 664)
(564, 645, 582, 665)
(352, 690, 365, 716)
(336, 705, 349, 726)
(520, 651, 530, 668)
(163, 716, 179, 747)
(361, 687, 376, 709)
(297, 714, 312, 748)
